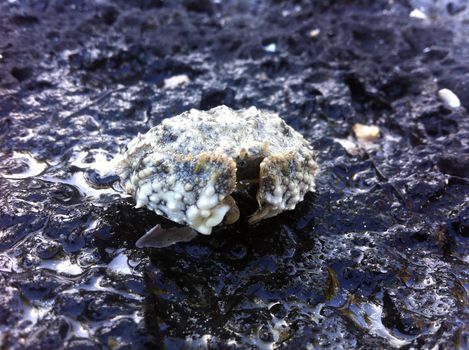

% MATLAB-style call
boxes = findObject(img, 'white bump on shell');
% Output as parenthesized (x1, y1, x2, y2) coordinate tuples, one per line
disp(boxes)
(140, 182, 153, 196)
(205, 205, 230, 227)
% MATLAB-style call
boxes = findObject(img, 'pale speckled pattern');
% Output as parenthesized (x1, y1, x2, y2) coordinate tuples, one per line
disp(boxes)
(115, 105, 318, 234)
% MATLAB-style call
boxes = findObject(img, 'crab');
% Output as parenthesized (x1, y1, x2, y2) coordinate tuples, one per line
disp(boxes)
(114, 105, 317, 247)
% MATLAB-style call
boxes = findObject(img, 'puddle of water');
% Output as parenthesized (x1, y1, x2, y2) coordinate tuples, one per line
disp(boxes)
(69, 149, 116, 176)
(21, 299, 53, 332)
(65, 316, 92, 339)
(1, 152, 48, 179)
(107, 250, 133, 275)
(41, 172, 118, 198)
(344, 301, 416, 348)
(63, 276, 144, 301)
(39, 256, 84, 276)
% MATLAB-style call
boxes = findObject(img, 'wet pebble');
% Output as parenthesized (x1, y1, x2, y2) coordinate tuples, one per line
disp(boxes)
(454, 207, 469, 237)
(84, 169, 119, 189)
(77, 249, 102, 266)
(259, 325, 274, 342)
(228, 244, 247, 260)
(352, 123, 381, 142)
(36, 241, 62, 260)
(437, 154, 469, 178)
(447, 2, 466, 15)
(270, 303, 288, 319)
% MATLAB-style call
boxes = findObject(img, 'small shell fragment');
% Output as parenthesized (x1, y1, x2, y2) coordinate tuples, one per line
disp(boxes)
(308, 29, 321, 38)
(334, 138, 362, 157)
(115, 105, 318, 236)
(438, 88, 461, 109)
(409, 9, 427, 19)
(163, 74, 190, 89)
(352, 123, 381, 142)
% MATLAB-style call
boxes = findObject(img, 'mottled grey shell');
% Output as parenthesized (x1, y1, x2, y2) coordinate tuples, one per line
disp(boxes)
(114, 105, 317, 234)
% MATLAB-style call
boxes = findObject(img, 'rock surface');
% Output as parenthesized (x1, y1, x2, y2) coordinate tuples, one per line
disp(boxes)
(0, 0, 468, 349)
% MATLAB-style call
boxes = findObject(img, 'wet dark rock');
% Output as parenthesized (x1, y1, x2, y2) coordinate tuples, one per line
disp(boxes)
(66, 339, 102, 350)
(437, 153, 469, 178)
(184, 0, 215, 15)
(270, 303, 287, 319)
(453, 206, 469, 237)
(27, 318, 69, 349)
(96, 6, 119, 26)
(84, 170, 119, 188)
(11, 14, 39, 26)
(447, 2, 466, 15)
(401, 25, 453, 55)
(36, 241, 62, 260)
(91, 223, 116, 242)
(50, 184, 82, 205)
(419, 110, 458, 137)
(382, 292, 420, 336)
(10, 67, 33, 82)
(199, 87, 236, 110)
(1, 0, 468, 348)
(259, 325, 274, 342)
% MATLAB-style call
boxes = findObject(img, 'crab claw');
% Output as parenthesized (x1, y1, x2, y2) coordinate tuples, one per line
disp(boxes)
(249, 151, 317, 224)
(222, 195, 240, 225)
(136, 224, 198, 248)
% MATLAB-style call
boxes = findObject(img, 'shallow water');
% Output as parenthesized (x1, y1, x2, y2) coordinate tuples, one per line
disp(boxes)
(1, 0, 469, 349)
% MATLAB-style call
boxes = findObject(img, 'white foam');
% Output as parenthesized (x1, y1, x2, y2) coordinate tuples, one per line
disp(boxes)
(1, 152, 47, 179)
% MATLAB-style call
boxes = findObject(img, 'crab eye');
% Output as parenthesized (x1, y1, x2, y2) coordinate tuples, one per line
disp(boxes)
(237, 159, 248, 168)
